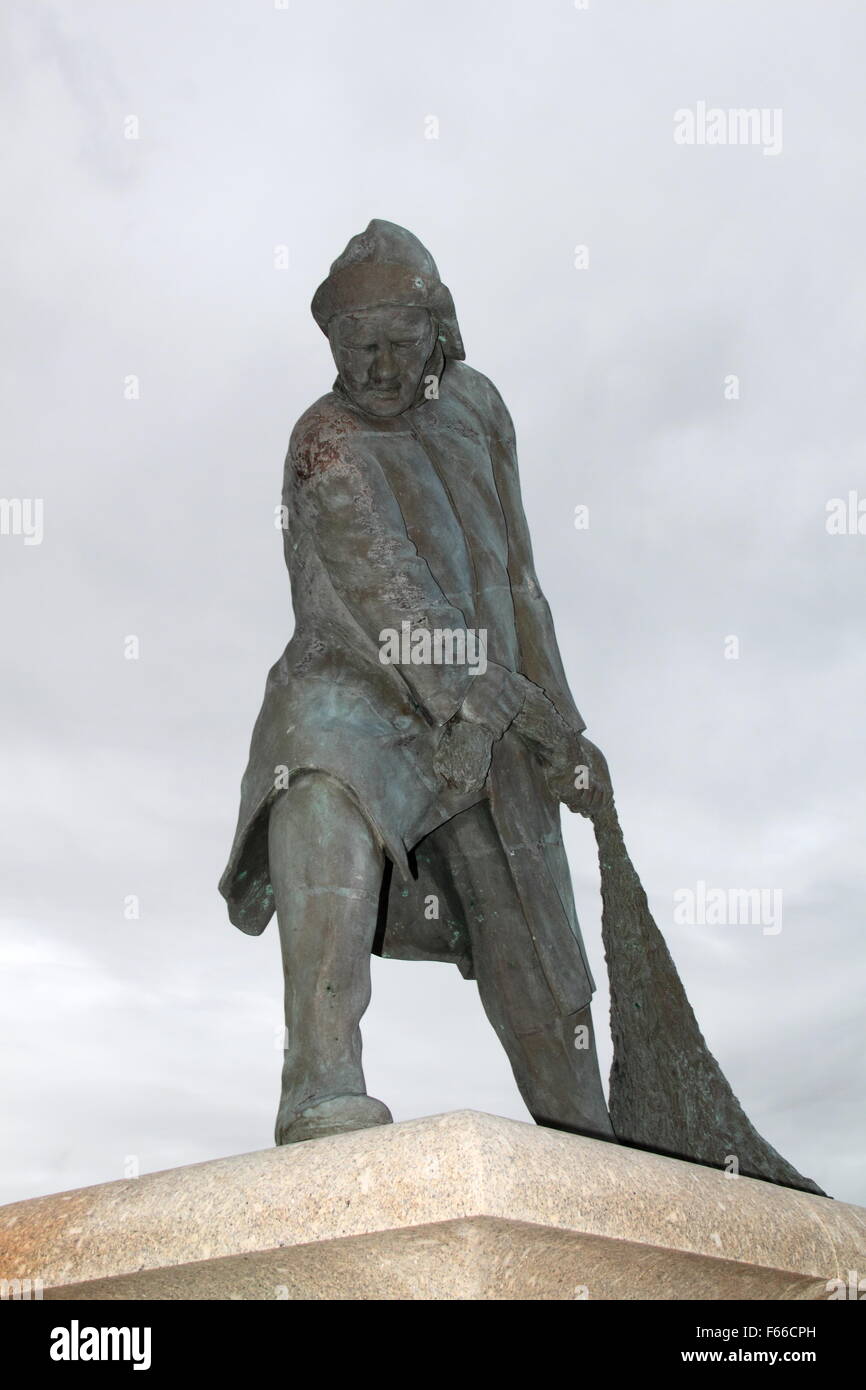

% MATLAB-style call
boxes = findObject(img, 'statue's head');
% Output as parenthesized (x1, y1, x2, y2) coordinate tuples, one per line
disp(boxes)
(311, 219, 464, 418)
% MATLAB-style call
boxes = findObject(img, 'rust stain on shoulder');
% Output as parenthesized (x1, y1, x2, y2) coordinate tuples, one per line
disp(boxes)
(291, 400, 361, 483)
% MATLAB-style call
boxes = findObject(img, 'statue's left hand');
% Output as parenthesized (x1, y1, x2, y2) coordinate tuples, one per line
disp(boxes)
(544, 734, 613, 818)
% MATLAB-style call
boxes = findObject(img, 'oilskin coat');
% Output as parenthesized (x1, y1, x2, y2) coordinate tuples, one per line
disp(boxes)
(219, 357, 597, 1016)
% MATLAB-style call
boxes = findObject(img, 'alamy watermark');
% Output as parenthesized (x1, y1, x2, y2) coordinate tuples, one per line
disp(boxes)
(50, 1321, 152, 1370)
(826, 491, 866, 535)
(674, 880, 783, 936)
(379, 622, 487, 676)
(0, 497, 43, 545)
(826, 1271, 865, 1299)
(674, 102, 783, 157)
(1, 1277, 44, 1300)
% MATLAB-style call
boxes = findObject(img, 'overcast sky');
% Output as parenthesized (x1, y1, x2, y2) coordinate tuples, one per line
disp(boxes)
(2, 0, 864, 1215)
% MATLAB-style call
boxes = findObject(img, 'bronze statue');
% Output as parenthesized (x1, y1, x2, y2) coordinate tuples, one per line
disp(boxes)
(220, 220, 823, 1195)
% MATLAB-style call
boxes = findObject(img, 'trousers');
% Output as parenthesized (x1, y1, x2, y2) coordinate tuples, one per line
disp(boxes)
(268, 770, 614, 1143)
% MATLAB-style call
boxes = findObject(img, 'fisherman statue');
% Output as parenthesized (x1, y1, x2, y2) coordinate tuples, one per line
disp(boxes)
(220, 220, 822, 1196)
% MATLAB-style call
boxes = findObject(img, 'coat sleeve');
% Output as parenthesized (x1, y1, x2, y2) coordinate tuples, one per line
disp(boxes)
(291, 418, 481, 727)
(485, 387, 586, 734)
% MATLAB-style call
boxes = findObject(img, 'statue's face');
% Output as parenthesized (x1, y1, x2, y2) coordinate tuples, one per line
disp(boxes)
(329, 306, 436, 417)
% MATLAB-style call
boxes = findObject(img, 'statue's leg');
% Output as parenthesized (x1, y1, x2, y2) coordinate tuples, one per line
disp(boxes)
(267, 771, 392, 1145)
(439, 801, 616, 1143)
(480, 921, 615, 1142)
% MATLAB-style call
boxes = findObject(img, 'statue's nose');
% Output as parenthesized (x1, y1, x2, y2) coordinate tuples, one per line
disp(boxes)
(371, 346, 399, 383)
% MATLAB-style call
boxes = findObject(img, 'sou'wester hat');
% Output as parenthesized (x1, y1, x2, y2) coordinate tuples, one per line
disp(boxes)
(311, 219, 465, 360)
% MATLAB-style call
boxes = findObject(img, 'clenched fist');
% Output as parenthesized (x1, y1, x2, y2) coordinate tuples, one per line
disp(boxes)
(509, 679, 612, 817)
(433, 718, 494, 795)
(544, 734, 613, 817)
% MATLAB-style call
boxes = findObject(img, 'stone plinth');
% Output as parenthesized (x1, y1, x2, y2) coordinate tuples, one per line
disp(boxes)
(0, 1111, 862, 1300)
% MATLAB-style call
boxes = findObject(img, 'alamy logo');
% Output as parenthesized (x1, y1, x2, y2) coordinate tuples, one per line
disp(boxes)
(0, 497, 43, 545)
(379, 622, 488, 675)
(50, 1320, 152, 1371)
(826, 492, 866, 535)
(673, 880, 783, 936)
(826, 1271, 865, 1299)
(1, 1277, 43, 1299)
(674, 102, 783, 156)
